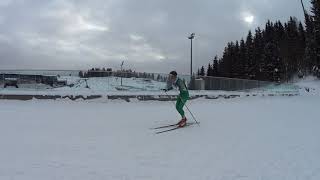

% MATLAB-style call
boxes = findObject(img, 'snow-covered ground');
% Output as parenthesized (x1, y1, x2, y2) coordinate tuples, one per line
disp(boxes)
(0, 95, 320, 180)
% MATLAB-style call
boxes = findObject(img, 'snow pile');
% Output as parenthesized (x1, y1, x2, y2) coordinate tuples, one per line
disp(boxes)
(246, 76, 320, 95)
(62, 76, 166, 91)
(256, 83, 300, 94)
(294, 76, 320, 95)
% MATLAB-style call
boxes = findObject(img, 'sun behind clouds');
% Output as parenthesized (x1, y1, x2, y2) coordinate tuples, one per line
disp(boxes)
(242, 12, 255, 25)
(244, 15, 254, 24)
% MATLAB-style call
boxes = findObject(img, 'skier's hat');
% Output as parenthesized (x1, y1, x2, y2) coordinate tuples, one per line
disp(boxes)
(169, 71, 177, 76)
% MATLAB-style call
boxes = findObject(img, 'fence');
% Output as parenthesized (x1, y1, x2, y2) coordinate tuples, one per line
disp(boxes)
(197, 76, 272, 91)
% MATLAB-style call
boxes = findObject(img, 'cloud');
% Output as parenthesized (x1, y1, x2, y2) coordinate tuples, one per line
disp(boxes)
(129, 34, 144, 41)
(43, 4, 109, 34)
(0, 0, 306, 73)
(0, 0, 13, 7)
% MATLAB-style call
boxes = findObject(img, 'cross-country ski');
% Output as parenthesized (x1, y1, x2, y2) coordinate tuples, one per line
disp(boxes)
(155, 122, 199, 134)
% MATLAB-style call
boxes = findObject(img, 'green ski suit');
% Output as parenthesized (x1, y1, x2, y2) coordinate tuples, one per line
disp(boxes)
(166, 78, 190, 117)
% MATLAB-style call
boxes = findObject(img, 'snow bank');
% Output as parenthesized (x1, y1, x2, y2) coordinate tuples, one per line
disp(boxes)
(1, 76, 320, 100)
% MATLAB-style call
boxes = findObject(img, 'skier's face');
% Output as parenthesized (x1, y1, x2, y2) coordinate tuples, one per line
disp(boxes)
(169, 74, 176, 82)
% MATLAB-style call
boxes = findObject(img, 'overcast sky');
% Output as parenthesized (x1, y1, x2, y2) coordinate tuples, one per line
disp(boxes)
(0, 0, 310, 74)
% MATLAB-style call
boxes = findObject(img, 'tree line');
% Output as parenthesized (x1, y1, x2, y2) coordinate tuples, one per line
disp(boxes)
(198, 0, 320, 82)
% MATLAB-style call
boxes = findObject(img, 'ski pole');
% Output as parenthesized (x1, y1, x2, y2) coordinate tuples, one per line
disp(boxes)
(184, 101, 200, 125)
(163, 91, 200, 125)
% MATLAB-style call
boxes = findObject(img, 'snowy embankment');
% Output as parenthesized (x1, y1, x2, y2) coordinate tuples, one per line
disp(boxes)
(294, 76, 320, 95)
(0, 76, 311, 99)
(0, 95, 319, 180)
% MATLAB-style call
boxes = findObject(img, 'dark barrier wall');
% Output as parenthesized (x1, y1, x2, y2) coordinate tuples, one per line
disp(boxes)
(0, 74, 58, 86)
(199, 76, 271, 91)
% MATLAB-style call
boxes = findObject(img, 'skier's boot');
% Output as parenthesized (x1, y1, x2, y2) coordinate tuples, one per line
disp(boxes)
(178, 117, 187, 127)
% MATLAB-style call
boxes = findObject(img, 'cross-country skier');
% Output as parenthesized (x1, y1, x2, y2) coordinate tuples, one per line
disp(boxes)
(162, 71, 190, 127)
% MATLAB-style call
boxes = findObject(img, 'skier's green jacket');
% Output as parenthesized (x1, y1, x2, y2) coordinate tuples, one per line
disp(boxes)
(166, 78, 190, 117)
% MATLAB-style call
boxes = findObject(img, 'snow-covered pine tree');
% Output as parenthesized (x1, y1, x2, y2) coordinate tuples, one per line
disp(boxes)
(200, 66, 205, 76)
(213, 56, 219, 76)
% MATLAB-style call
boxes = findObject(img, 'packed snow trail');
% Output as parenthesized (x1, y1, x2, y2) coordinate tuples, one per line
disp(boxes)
(0, 96, 319, 180)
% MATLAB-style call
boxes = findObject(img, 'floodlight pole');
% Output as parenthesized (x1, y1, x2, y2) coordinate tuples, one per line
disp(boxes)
(188, 33, 195, 78)
(121, 61, 124, 86)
